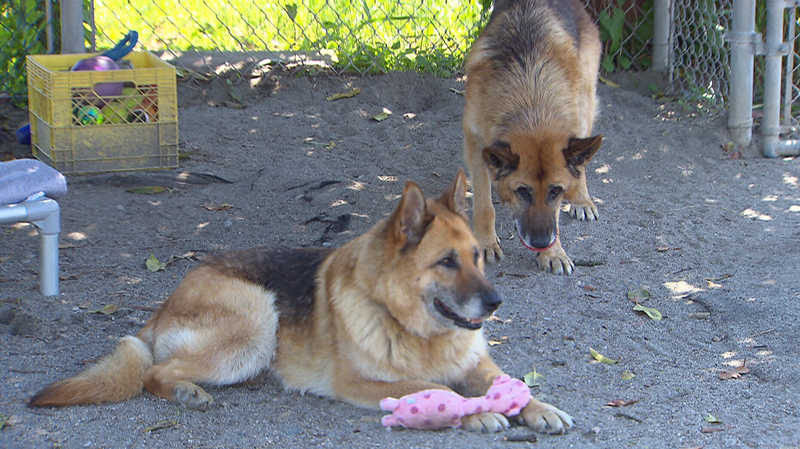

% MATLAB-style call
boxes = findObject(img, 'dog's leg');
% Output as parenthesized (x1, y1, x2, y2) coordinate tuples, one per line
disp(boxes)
(460, 354, 574, 434)
(465, 132, 503, 263)
(535, 237, 575, 275)
(334, 378, 456, 409)
(518, 397, 576, 435)
(139, 270, 280, 410)
(143, 359, 215, 411)
(569, 46, 601, 223)
(566, 169, 598, 222)
(457, 354, 511, 433)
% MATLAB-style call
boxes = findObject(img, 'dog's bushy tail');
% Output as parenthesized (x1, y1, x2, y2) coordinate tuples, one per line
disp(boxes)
(29, 336, 153, 407)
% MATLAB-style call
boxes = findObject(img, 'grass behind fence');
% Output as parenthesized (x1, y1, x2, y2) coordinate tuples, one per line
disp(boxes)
(94, 0, 486, 75)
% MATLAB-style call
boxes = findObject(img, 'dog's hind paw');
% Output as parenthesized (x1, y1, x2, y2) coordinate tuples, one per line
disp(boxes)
(173, 383, 214, 411)
(462, 412, 511, 433)
(568, 203, 598, 221)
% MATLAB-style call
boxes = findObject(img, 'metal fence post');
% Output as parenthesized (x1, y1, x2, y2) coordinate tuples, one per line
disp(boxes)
(762, 0, 800, 157)
(61, 0, 85, 54)
(652, 0, 671, 72)
(728, 0, 756, 148)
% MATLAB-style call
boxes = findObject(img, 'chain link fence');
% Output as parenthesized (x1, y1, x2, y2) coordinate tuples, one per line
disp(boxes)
(781, 5, 800, 131)
(1, 0, 58, 103)
(670, 0, 732, 111)
(91, 0, 487, 79)
(0, 0, 759, 118)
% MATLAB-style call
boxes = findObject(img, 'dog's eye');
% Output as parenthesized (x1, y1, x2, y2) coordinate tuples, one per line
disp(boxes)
(438, 256, 458, 269)
(515, 186, 531, 202)
(548, 186, 564, 201)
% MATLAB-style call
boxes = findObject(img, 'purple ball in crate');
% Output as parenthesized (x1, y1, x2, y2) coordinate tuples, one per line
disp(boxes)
(71, 56, 124, 104)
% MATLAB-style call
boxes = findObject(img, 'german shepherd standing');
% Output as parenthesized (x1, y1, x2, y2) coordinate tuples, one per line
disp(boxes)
(30, 170, 574, 435)
(463, 0, 603, 275)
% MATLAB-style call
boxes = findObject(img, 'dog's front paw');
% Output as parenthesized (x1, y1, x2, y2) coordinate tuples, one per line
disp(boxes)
(568, 202, 598, 221)
(462, 412, 510, 433)
(536, 245, 574, 275)
(519, 399, 574, 434)
(478, 234, 504, 264)
(173, 382, 214, 411)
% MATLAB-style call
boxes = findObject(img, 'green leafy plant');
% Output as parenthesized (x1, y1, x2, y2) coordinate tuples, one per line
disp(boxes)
(1, 0, 92, 104)
(0, 0, 56, 103)
(93, 0, 485, 77)
(597, 0, 654, 73)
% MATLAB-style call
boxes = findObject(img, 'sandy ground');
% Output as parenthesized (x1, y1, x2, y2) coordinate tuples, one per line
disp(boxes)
(1, 69, 799, 449)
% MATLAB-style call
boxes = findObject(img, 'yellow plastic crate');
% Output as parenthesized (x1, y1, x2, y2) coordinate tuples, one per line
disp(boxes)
(26, 52, 178, 174)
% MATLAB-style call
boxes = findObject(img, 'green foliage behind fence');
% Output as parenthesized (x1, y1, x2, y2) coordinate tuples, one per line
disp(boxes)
(0, 0, 58, 103)
(94, 0, 486, 76)
(3, 0, 662, 103)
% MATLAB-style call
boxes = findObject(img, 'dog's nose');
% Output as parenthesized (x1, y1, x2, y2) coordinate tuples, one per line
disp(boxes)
(525, 232, 555, 250)
(481, 289, 503, 313)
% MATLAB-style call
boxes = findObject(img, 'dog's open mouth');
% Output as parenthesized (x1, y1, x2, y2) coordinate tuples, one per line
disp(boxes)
(433, 299, 483, 330)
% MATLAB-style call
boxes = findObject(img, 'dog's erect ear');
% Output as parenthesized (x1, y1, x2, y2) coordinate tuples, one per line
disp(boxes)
(392, 181, 430, 247)
(564, 134, 603, 168)
(483, 143, 520, 178)
(439, 168, 468, 220)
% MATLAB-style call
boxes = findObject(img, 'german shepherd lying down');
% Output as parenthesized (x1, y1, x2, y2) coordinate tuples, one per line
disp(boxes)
(464, 0, 604, 275)
(30, 170, 574, 434)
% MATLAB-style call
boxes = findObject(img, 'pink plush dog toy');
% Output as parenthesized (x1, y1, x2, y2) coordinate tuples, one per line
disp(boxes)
(380, 374, 531, 430)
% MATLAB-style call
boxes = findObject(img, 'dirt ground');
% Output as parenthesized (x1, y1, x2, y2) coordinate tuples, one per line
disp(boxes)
(1, 68, 799, 449)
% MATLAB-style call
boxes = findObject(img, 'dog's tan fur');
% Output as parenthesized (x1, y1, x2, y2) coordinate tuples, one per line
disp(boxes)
(30, 170, 574, 435)
(463, 0, 604, 274)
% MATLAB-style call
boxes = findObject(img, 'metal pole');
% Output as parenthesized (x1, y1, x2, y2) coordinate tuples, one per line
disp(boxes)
(60, 0, 85, 54)
(45, 0, 53, 54)
(728, 0, 756, 148)
(762, 0, 785, 157)
(28, 199, 61, 297)
(783, 7, 796, 128)
(652, 0, 671, 72)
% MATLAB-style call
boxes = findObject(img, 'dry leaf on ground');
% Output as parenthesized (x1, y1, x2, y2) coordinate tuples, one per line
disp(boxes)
(633, 303, 663, 321)
(146, 254, 166, 272)
(203, 203, 234, 211)
(488, 336, 509, 346)
(371, 108, 392, 121)
(143, 419, 179, 433)
(719, 362, 750, 380)
(627, 288, 650, 303)
(126, 186, 167, 195)
(590, 348, 618, 365)
(606, 399, 640, 407)
(326, 88, 361, 101)
(523, 367, 544, 387)
(89, 304, 119, 315)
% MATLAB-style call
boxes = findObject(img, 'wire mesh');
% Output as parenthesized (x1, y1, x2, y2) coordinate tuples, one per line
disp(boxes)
(1, 0, 742, 118)
(782, 6, 800, 132)
(91, 0, 488, 78)
(669, 0, 732, 112)
(0, 0, 56, 102)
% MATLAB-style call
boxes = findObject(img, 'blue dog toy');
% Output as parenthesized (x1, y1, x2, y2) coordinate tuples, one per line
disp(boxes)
(16, 124, 31, 145)
(102, 31, 138, 62)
